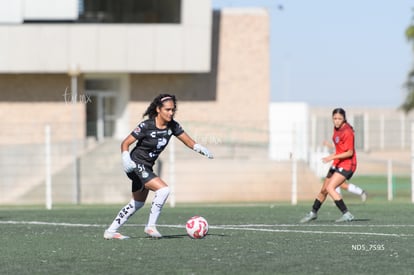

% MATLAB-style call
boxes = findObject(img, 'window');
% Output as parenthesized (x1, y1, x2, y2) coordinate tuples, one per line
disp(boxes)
(78, 0, 181, 23)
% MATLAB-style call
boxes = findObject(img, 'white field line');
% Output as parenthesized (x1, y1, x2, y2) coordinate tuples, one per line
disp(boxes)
(215, 224, 414, 228)
(1, 220, 413, 237)
(0, 221, 103, 227)
(209, 226, 412, 237)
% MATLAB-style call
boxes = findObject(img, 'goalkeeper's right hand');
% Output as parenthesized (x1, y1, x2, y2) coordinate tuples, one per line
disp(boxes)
(122, 151, 136, 173)
(193, 144, 214, 159)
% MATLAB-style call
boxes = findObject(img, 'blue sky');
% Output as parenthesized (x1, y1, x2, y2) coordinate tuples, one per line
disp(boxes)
(212, 0, 414, 108)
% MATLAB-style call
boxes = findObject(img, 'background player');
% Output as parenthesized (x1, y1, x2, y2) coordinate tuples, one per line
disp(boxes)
(300, 108, 357, 223)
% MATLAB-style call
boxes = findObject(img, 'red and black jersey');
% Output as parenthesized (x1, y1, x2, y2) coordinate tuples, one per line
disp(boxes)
(130, 118, 184, 167)
(332, 122, 357, 172)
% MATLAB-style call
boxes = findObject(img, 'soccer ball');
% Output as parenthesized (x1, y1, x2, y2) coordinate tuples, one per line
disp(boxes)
(185, 216, 209, 239)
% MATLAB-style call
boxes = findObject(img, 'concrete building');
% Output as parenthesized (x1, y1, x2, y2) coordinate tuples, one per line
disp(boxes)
(1, 0, 282, 204)
(0, 0, 269, 144)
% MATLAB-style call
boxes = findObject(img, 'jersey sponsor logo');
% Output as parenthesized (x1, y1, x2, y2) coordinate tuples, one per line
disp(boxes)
(133, 127, 141, 134)
(134, 123, 145, 135)
(157, 137, 167, 149)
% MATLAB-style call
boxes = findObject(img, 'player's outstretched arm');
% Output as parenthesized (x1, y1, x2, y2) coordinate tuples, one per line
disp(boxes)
(177, 132, 213, 159)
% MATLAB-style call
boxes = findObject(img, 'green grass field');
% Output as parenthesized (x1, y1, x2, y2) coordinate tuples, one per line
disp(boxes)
(350, 175, 411, 201)
(0, 201, 413, 275)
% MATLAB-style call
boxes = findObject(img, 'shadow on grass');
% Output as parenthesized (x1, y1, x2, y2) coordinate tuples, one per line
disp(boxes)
(132, 233, 229, 240)
(301, 218, 371, 224)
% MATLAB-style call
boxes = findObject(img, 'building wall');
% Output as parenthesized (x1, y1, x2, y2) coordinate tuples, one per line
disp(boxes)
(0, 0, 212, 73)
(0, 74, 85, 145)
(0, 8, 270, 146)
(128, 8, 270, 144)
(0, 8, 272, 205)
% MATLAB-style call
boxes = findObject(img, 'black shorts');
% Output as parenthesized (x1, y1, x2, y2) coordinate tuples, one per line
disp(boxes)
(326, 166, 354, 180)
(126, 164, 157, 192)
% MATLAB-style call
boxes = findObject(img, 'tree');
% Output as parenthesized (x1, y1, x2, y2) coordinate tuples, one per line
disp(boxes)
(402, 15, 414, 113)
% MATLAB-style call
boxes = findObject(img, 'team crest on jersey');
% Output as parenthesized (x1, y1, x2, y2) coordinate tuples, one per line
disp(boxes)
(142, 171, 149, 178)
(168, 129, 172, 136)
(335, 136, 340, 144)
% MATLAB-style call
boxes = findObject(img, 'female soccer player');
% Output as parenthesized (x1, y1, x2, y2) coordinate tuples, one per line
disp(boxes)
(300, 108, 356, 223)
(104, 94, 213, 239)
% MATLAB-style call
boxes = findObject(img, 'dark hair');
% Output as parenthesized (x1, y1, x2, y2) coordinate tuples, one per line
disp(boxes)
(332, 107, 354, 131)
(332, 107, 347, 122)
(143, 93, 177, 119)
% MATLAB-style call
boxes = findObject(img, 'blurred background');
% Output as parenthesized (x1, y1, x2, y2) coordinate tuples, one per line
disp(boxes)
(0, 0, 413, 207)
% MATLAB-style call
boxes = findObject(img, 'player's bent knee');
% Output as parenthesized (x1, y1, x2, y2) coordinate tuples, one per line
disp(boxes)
(320, 188, 328, 196)
(325, 185, 337, 194)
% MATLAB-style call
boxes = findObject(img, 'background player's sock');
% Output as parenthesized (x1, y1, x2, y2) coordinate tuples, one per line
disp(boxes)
(347, 183, 364, 196)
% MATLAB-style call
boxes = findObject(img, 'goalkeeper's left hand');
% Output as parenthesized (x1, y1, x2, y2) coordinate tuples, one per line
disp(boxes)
(193, 143, 214, 159)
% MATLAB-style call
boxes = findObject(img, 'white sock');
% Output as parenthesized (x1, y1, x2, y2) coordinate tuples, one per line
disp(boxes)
(107, 199, 145, 232)
(147, 187, 170, 227)
(336, 186, 342, 195)
(347, 183, 364, 196)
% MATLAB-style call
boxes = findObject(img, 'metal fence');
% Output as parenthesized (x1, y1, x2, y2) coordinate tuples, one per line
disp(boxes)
(1, 113, 413, 206)
(310, 112, 412, 152)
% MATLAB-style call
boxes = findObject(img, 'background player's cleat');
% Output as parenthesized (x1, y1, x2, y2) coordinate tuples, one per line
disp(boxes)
(361, 191, 368, 202)
(104, 230, 130, 240)
(300, 211, 317, 223)
(335, 211, 354, 222)
(144, 226, 162, 238)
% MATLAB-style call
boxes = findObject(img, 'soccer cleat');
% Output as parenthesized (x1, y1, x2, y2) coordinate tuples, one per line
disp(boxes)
(144, 226, 162, 238)
(300, 211, 317, 223)
(103, 230, 130, 240)
(335, 211, 354, 223)
(361, 191, 368, 202)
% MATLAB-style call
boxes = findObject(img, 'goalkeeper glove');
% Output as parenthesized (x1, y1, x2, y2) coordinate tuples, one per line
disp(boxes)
(193, 144, 214, 159)
(122, 151, 136, 173)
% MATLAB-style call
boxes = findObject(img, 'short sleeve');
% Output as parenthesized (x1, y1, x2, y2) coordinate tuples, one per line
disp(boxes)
(171, 120, 185, 136)
(131, 121, 147, 140)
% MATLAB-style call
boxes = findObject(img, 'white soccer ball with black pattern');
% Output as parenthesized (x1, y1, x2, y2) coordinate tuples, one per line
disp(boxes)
(185, 216, 209, 239)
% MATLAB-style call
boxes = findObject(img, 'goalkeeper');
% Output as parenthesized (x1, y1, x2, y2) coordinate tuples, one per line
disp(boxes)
(104, 94, 213, 240)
